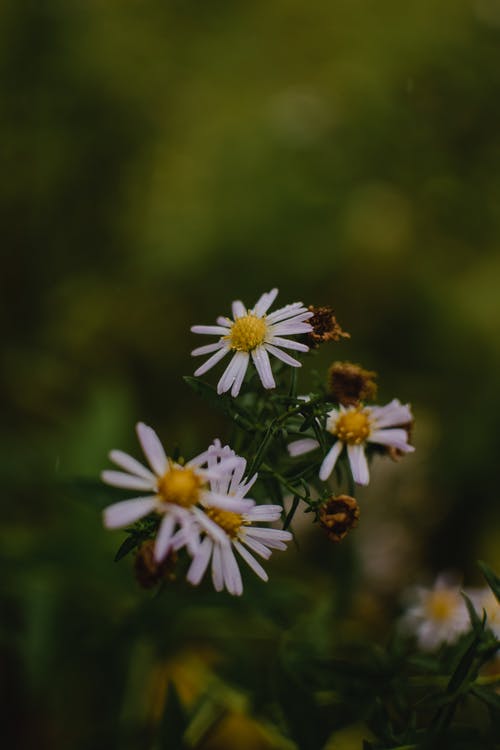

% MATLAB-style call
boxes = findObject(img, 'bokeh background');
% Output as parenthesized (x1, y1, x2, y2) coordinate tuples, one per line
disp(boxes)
(2, 1, 500, 748)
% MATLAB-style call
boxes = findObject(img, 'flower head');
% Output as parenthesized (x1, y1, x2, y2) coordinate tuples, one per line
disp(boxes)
(401, 574, 470, 651)
(101, 424, 254, 563)
(306, 306, 350, 347)
(318, 494, 360, 543)
(186, 445, 292, 596)
(288, 399, 414, 486)
(191, 288, 313, 397)
(327, 361, 377, 406)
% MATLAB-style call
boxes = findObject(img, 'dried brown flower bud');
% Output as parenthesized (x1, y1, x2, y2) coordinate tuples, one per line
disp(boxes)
(134, 539, 178, 589)
(306, 306, 350, 347)
(327, 361, 377, 406)
(318, 494, 360, 543)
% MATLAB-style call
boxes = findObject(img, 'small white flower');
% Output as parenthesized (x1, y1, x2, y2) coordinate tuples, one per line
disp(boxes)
(191, 288, 313, 397)
(401, 574, 470, 651)
(101, 424, 255, 563)
(288, 399, 414, 486)
(186, 444, 292, 596)
(466, 588, 500, 639)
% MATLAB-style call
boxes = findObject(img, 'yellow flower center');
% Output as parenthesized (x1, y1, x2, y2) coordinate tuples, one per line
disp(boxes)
(206, 507, 245, 538)
(157, 466, 203, 508)
(426, 590, 458, 622)
(227, 314, 267, 352)
(333, 409, 371, 445)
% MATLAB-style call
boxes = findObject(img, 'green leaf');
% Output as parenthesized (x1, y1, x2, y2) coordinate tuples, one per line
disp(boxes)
(471, 685, 500, 713)
(114, 534, 139, 562)
(478, 560, 500, 604)
(155, 681, 188, 750)
(461, 592, 484, 635)
(284, 495, 300, 530)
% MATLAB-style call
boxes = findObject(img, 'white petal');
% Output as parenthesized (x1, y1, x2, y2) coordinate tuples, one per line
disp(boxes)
(221, 544, 243, 595)
(264, 343, 301, 368)
(154, 513, 176, 561)
(371, 400, 413, 429)
(191, 341, 226, 357)
(266, 302, 309, 324)
(244, 529, 288, 551)
(190, 506, 230, 546)
(211, 543, 224, 591)
(251, 347, 276, 389)
(271, 321, 313, 335)
(246, 527, 293, 543)
(109, 450, 156, 482)
(368, 428, 415, 452)
(233, 540, 269, 581)
(238, 473, 258, 496)
(231, 352, 249, 396)
(245, 504, 284, 522)
(232, 300, 246, 319)
(217, 351, 248, 394)
(191, 325, 229, 335)
(136, 423, 168, 476)
(267, 336, 309, 352)
(319, 441, 343, 481)
(253, 288, 279, 317)
(103, 497, 156, 529)
(202, 491, 254, 513)
(288, 438, 320, 457)
(194, 345, 229, 377)
(229, 457, 247, 494)
(187, 537, 214, 586)
(101, 470, 155, 491)
(240, 534, 272, 559)
(216, 316, 232, 327)
(347, 444, 370, 485)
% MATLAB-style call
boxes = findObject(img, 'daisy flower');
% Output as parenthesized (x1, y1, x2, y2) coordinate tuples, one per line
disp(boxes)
(101, 423, 255, 563)
(288, 398, 414, 486)
(191, 288, 313, 397)
(400, 574, 470, 651)
(186, 443, 292, 596)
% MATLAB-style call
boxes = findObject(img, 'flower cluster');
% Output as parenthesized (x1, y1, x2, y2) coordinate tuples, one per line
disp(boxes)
(102, 424, 292, 595)
(101, 287, 416, 593)
(401, 573, 500, 651)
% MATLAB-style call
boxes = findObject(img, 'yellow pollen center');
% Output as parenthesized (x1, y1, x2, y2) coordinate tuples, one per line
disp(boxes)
(206, 507, 244, 538)
(157, 466, 202, 508)
(228, 314, 267, 352)
(426, 591, 458, 622)
(334, 410, 371, 445)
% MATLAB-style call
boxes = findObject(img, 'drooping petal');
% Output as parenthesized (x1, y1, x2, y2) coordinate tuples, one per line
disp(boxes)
(101, 470, 155, 491)
(251, 346, 276, 389)
(136, 422, 168, 476)
(211, 543, 224, 591)
(217, 351, 248, 394)
(368, 428, 415, 452)
(347, 444, 370, 485)
(221, 544, 243, 595)
(154, 513, 176, 562)
(231, 352, 249, 396)
(319, 441, 343, 481)
(103, 497, 157, 529)
(194, 345, 229, 376)
(241, 534, 272, 559)
(233, 540, 269, 581)
(287, 438, 320, 457)
(264, 343, 301, 368)
(187, 537, 214, 586)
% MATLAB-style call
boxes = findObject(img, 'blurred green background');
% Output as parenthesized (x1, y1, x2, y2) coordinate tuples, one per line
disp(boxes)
(2, 1, 500, 747)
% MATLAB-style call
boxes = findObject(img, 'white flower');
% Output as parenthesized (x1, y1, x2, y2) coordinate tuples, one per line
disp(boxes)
(101, 424, 255, 563)
(466, 588, 500, 639)
(288, 399, 414, 486)
(191, 288, 313, 397)
(401, 574, 470, 651)
(186, 444, 292, 596)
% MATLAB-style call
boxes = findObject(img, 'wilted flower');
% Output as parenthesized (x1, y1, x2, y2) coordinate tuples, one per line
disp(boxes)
(288, 399, 414, 485)
(191, 288, 313, 397)
(186, 445, 292, 596)
(327, 361, 377, 406)
(134, 539, 178, 589)
(101, 424, 254, 562)
(318, 494, 360, 543)
(306, 306, 350, 347)
(401, 574, 470, 651)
